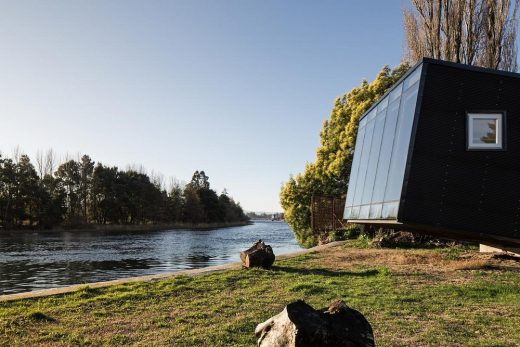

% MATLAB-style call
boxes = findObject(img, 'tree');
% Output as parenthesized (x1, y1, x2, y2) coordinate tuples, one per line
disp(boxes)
(0, 152, 247, 228)
(183, 185, 204, 223)
(187, 170, 210, 191)
(39, 173, 65, 228)
(167, 182, 183, 222)
(219, 191, 247, 222)
(199, 188, 222, 223)
(55, 160, 81, 223)
(280, 64, 409, 247)
(90, 164, 120, 224)
(79, 155, 94, 222)
(0, 156, 17, 227)
(403, 0, 519, 71)
(44, 149, 57, 177)
(18, 155, 41, 225)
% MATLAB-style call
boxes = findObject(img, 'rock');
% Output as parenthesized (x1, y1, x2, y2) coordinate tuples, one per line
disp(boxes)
(255, 300, 375, 347)
(240, 240, 275, 268)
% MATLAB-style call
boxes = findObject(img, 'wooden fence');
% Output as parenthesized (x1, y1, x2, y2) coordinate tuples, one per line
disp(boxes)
(310, 195, 346, 234)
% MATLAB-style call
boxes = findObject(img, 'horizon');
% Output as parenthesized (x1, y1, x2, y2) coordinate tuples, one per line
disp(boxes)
(1, 0, 405, 212)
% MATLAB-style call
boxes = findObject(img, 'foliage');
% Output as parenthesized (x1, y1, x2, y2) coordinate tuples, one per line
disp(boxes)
(0, 154, 247, 229)
(1, 244, 519, 346)
(280, 64, 409, 247)
(326, 224, 361, 242)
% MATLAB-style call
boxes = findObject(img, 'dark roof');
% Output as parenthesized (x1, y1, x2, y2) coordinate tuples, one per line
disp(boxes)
(358, 57, 520, 122)
(422, 57, 520, 79)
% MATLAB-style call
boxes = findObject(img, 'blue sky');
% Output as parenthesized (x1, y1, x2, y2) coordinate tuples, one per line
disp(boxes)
(0, 0, 405, 212)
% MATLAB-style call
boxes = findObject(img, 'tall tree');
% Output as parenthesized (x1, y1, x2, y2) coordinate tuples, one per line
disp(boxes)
(14, 155, 40, 226)
(280, 64, 409, 247)
(403, 0, 519, 71)
(90, 164, 120, 224)
(39, 173, 65, 228)
(0, 156, 17, 227)
(55, 160, 81, 223)
(167, 182, 184, 222)
(79, 155, 94, 222)
(44, 149, 57, 177)
(187, 171, 210, 191)
(182, 185, 204, 224)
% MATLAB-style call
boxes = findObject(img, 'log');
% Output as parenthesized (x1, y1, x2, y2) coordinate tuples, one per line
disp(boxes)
(255, 300, 375, 347)
(240, 240, 275, 268)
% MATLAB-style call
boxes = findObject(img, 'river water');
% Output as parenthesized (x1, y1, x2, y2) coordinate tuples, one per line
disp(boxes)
(0, 221, 301, 295)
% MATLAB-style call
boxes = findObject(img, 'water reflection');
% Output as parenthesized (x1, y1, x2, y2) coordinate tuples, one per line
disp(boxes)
(0, 221, 300, 294)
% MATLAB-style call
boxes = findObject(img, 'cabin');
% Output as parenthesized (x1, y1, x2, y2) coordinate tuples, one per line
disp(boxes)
(343, 58, 520, 249)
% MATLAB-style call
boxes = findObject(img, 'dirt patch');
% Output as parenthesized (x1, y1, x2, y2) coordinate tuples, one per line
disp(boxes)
(316, 245, 520, 276)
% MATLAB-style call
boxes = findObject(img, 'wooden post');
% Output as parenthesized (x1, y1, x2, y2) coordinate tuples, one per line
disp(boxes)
(310, 195, 315, 232)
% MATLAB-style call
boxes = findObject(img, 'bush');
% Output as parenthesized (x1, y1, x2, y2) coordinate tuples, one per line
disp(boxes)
(280, 63, 410, 248)
(327, 224, 361, 242)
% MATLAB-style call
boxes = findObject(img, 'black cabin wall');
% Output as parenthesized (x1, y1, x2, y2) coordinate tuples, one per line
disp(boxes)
(401, 62, 520, 242)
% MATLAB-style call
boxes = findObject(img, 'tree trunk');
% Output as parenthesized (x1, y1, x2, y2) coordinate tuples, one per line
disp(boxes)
(240, 240, 275, 268)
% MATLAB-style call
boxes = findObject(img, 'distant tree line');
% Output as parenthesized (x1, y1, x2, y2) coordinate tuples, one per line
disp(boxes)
(0, 151, 247, 229)
(246, 212, 284, 221)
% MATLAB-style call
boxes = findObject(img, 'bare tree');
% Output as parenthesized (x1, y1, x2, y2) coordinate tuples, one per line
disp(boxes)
(126, 163, 147, 175)
(462, 0, 485, 65)
(168, 176, 180, 193)
(44, 148, 57, 177)
(150, 170, 165, 190)
(35, 150, 45, 179)
(404, 7, 427, 62)
(11, 145, 22, 164)
(404, 0, 519, 71)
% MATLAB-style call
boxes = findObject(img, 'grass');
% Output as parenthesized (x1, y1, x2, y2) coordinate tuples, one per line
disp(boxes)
(1, 242, 519, 346)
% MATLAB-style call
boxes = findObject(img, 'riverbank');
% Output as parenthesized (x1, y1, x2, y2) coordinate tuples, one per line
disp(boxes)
(0, 241, 329, 302)
(1, 241, 519, 346)
(0, 220, 252, 234)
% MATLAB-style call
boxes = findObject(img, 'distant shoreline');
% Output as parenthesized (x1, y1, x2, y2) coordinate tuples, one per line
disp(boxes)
(0, 220, 252, 234)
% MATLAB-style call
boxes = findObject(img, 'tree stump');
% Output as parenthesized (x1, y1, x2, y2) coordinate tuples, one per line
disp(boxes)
(240, 240, 275, 268)
(255, 300, 375, 347)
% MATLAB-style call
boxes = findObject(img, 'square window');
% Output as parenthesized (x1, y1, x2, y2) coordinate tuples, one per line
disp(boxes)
(467, 113, 504, 150)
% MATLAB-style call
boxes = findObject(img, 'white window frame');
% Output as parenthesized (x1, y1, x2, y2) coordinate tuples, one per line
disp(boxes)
(467, 112, 504, 150)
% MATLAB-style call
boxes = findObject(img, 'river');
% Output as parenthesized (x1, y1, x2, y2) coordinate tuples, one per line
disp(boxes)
(0, 221, 301, 295)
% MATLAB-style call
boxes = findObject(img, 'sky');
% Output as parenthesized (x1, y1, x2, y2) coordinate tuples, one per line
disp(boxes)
(0, 0, 405, 212)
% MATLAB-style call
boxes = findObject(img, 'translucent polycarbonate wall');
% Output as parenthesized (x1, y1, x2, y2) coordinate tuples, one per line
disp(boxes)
(343, 65, 422, 220)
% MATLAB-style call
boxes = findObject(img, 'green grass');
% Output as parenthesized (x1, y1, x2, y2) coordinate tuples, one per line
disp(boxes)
(0, 242, 519, 346)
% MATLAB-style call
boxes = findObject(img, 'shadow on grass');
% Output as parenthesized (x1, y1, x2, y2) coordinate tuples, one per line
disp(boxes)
(271, 266, 379, 277)
(493, 253, 520, 262)
(374, 241, 476, 251)
(26, 311, 56, 323)
(379, 243, 440, 250)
